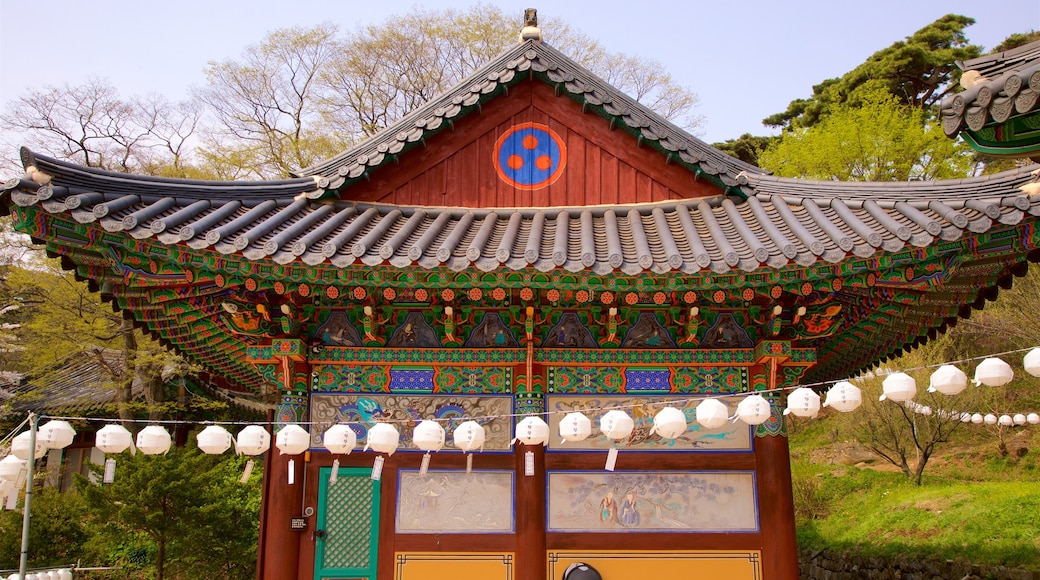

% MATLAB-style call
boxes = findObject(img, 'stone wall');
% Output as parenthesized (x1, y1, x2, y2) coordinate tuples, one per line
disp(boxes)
(798, 549, 1035, 580)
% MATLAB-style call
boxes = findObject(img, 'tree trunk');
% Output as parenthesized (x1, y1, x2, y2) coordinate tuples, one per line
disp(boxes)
(156, 533, 165, 580)
(117, 319, 137, 422)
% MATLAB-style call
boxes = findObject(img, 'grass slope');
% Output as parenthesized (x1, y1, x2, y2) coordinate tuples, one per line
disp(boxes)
(790, 416, 1040, 570)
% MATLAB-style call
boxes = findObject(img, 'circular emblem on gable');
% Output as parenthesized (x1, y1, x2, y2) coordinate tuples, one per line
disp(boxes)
(494, 122, 566, 190)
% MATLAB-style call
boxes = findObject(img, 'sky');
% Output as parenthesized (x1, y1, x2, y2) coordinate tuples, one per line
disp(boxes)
(1, 0, 1038, 146)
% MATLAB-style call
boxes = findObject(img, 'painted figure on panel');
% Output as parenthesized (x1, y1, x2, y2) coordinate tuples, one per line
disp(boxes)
(542, 313, 598, 348)
(599, 491, 618, 523)
(386, 312, 441, 348)
(313, 311, 362, 346)
(465, 312, 520, 347)
(621, 313, 677, 348)
(619, 491, 641, 527)
(700, 313, 754, 348)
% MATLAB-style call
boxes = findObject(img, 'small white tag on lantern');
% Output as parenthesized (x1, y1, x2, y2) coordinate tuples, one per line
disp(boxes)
(330, 459, 340, 484)
(4, 492, 15, 510)
(240, 459, 254, 484)
(103, 458, 117, 484)
(371, 456, 385, 481)
(466, 453, 473, 474)
(524, 450, 535, 476)
(419, 452, 431, 476)
(288, 459, 296, 485)
(605, 447, 619, 472)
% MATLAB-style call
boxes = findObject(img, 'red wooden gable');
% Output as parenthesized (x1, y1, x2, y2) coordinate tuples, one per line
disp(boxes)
(340, 81, 723, 208)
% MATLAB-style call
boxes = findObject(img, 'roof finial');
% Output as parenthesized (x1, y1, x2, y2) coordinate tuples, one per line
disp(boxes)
(520, 8, 541, 42)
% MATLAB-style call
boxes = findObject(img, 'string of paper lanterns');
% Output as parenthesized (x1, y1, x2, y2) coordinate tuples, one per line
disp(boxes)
(5, 570, 73, 580)
(5, 347, 1040, 489)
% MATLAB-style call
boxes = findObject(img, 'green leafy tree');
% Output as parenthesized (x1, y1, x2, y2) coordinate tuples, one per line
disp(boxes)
(758, 86, 976, 181)
(764, 14, 981, 131)
(991, 30, 1040, 53)
(0, 486, 90, 569)
(76, 448, 261, 580)
(711, 133, 777, 166)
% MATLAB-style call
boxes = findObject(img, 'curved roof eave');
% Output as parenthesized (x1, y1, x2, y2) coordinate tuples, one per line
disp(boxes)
(941, 39, 1040, 139)
(6, 151, 1039, 278)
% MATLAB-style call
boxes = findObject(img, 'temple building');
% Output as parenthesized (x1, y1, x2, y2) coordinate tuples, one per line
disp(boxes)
(5, 14, 1040, 580)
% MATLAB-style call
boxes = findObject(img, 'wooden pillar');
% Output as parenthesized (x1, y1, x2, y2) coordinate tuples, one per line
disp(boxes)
(260, 446, 306, 580)
(755, 434, 799, 580)
(515, 443, 547, 580)
(249, 339, 310, 580)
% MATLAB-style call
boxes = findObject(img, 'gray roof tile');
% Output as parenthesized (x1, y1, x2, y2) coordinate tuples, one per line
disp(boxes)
(942, 39, 1040, 137)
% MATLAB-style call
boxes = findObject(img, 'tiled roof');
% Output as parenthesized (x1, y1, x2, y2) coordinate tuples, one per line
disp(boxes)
(8, 150, 1039, 278)
(940, 39, 1040, 137)
(295, 40, 764, 197)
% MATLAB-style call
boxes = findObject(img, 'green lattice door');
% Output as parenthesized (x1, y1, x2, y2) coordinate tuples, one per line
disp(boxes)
(314, 467, 380, 580)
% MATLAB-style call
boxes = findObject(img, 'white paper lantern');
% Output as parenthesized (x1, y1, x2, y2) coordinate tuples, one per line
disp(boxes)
(928, 365, 968, 395)
(58, 570, 72, 580)
(412, 420, 446, 452)
(695, 398, 730, 429)
(880, 372, 917, 402)
(984, 413, 998, 425)
(974, 357, 1014, 387)
(95, 424, 134, 454)
(236, 425, 271, 456)
(1028, 413, 1040, 425)
(599, 410, 634, 441)
(514, 416, 550, 446)
(323, 424, 357, 454)
(649, 406, 688, 438)
(1024, 348, 1040, 377)
(735, 395, 772, 425)
(275, 424, 310, 455)
(1014, 413, 1028, 426)
(12, 430, 46, 460)
(196, 425, 232, 455)
(823, 382, 862, 412)
(364, 423, 400, 455)
(453, 420, 486, 453)
(785, 387, 821, 418)
(998, 414, 1014, 427)
(971, 413, 984, 424)
(38, 420, 76, 450)
(136, 425, 172, 455)
(917, 405, 933, 416)
(960, 412, 973, 423)
(559, 412, 592, 443)
(0, 455, 25, 481)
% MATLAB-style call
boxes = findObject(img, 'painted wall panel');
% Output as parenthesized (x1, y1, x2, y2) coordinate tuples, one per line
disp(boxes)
(547, 471, 758, 532)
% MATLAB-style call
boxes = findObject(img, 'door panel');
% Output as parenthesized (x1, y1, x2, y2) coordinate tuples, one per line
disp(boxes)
(315, 467, 380, 580)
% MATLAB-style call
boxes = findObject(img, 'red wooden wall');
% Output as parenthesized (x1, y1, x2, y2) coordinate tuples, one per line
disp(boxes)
(340, 81, 723, 208)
